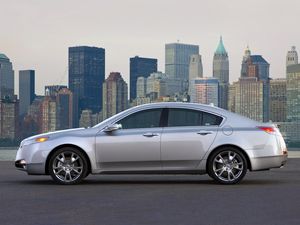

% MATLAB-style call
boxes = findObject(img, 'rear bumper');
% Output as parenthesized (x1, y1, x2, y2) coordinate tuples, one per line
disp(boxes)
(250, 154, 288, 171)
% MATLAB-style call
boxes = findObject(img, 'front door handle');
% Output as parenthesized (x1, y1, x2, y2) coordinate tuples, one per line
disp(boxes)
(143, 133, 159, 137)
(197, 130, 213, 135)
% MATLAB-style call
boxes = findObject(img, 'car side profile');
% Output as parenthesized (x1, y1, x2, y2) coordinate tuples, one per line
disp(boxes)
(15, 102, 288, 185)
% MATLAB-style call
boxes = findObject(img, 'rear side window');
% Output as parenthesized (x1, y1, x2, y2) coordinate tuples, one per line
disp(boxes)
(118, 109, 162, 129)
(168, 108, 202, 127)
(167, 108, 223, 127)
(202, 112, 223, 126)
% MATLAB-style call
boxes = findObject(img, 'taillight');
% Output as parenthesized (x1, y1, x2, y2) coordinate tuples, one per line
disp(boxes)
(257, 126, 275, 134)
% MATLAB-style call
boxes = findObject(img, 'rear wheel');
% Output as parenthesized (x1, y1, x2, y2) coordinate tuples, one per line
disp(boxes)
(48, 147, 88, 185)
(208, 147, 248, 184)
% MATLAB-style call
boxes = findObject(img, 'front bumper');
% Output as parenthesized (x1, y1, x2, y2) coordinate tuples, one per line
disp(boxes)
(15, 159, 45, 175)
(15, 142, 49, 175)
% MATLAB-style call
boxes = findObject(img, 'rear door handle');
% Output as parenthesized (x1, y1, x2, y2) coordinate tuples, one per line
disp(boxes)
(197, 130, 213, 135)
(143, 133, 159, 137)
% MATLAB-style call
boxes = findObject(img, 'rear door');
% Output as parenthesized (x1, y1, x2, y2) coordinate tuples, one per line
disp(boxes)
(161, 108, 222, 170)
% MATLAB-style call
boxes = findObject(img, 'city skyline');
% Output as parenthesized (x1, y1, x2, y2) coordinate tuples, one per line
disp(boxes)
(1, 0, 299, 95)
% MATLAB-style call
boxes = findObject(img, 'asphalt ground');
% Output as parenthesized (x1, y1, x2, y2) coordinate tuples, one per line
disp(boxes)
(0, 159, 300, 225)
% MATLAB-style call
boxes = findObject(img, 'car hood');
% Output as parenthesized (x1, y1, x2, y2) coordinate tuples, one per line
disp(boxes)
(21, 127, 95, 145)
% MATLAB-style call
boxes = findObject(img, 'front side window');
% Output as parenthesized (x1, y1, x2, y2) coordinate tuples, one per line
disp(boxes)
(118, 109, 162, 129)
(167, 108, 223, 127)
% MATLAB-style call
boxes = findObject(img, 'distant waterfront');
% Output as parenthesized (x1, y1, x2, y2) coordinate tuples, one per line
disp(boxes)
(1, 147, 300, 161)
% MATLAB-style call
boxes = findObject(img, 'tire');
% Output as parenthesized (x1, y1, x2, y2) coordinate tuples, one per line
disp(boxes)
(207, 147, 248, 184)
(48, 147, 89, 185)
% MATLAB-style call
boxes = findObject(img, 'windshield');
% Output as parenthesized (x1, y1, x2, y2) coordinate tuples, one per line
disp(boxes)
(92, 107, 135, 128)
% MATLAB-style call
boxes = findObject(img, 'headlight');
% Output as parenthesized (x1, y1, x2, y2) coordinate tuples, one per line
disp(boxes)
(35, 137, 49, 143)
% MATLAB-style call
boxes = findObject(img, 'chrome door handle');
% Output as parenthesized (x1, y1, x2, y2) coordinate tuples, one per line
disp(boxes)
(197, 131, 213, 135)
(143, 133, 159, 137)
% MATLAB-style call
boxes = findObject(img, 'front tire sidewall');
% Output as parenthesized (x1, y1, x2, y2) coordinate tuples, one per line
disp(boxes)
(49, 147, 88, 185)
(208, 147, 248, 185)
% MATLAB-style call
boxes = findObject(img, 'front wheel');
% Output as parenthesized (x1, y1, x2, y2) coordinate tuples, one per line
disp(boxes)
(48, 147, 89, 185)
(208, 147, 248, 184)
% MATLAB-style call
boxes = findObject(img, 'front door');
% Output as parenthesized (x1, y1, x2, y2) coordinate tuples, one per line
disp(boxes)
(95, 108, 163, 172)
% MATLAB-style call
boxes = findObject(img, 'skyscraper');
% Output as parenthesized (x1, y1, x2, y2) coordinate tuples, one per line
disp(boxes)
(189, 54, 203, 80)
(56, 88, 73, 130)
(165, 43, 199, 81)
(269, 79, 286, 122)
(136, 77, 147, 98)
(285, 49, 300, 144)
(234, 77, 264, 122)
(19, 70, 35, 116)
(240, 47, 270, 121)
(129, 56, 157, 101)
(286, 46, 298, 66)
(0, 98, 19, 140)
(213, 37, 229, 109)
(103, 72, 128, 119)
(286, 64, 300, 122)
(0, 53, 14, 99)
(190, 78, 219, 106)
(69, 46, 105, 127)
(41, 96, 58, 133)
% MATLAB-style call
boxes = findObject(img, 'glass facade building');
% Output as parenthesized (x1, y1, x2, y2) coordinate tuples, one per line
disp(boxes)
(69, 46, 105, 127)
(0, 53, 14, 99)
(19, 70, 35, 116)
(129, 56, 157, 101)
(165, 43, 199, 83)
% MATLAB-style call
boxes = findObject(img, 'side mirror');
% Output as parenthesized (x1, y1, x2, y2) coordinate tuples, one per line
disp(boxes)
(103, 124, 122, 132)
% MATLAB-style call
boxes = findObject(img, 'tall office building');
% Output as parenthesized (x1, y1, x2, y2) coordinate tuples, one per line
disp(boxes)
(189, 54, 203, 80)
(269, 79, 286, 122)
(286, 64, 300, 122)
(19, 70, 35, 116)
(136, 77, 147, 98)
(40, 96, 58, 133)
(69, 46, 105, 127)
(165, 43, 199, 94)
(0, 98, 19, 140)
(56, 88, 73, 130)
(240, 47, 270, 121)
(129, 56, 157, 101)
(0, 53, 14, 99)
(213, 37, 229, 109)
(234, 77, 264, 122)
(228, 83, 236, 112)
(286, 46, 298, 66)
(190, 78, 219, 106)
(103, 72, 128, 119)
(188, 54, 203, 96)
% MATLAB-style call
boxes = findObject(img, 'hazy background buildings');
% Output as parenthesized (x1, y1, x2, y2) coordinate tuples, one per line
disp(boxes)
(1, 0, 300, 146)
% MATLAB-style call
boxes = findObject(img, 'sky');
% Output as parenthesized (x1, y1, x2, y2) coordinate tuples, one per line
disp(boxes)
(1, 0, 300, 95)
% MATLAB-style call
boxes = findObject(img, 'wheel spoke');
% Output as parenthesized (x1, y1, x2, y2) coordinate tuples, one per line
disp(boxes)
(72, 168, 81, 174)
(54, 168, 64, 175)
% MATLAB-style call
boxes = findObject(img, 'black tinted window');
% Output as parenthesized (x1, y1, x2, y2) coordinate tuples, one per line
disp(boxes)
(167, 108, 223, 127)
(118, 109, 162, 129)
(202, 112, 223, 126)
(168, 108, 202, 127)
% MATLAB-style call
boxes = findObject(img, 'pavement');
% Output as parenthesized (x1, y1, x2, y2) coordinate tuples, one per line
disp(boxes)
(0, 159, 300, 225)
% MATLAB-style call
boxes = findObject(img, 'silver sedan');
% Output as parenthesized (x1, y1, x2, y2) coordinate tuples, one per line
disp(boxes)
(15, 102, 288, 185)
